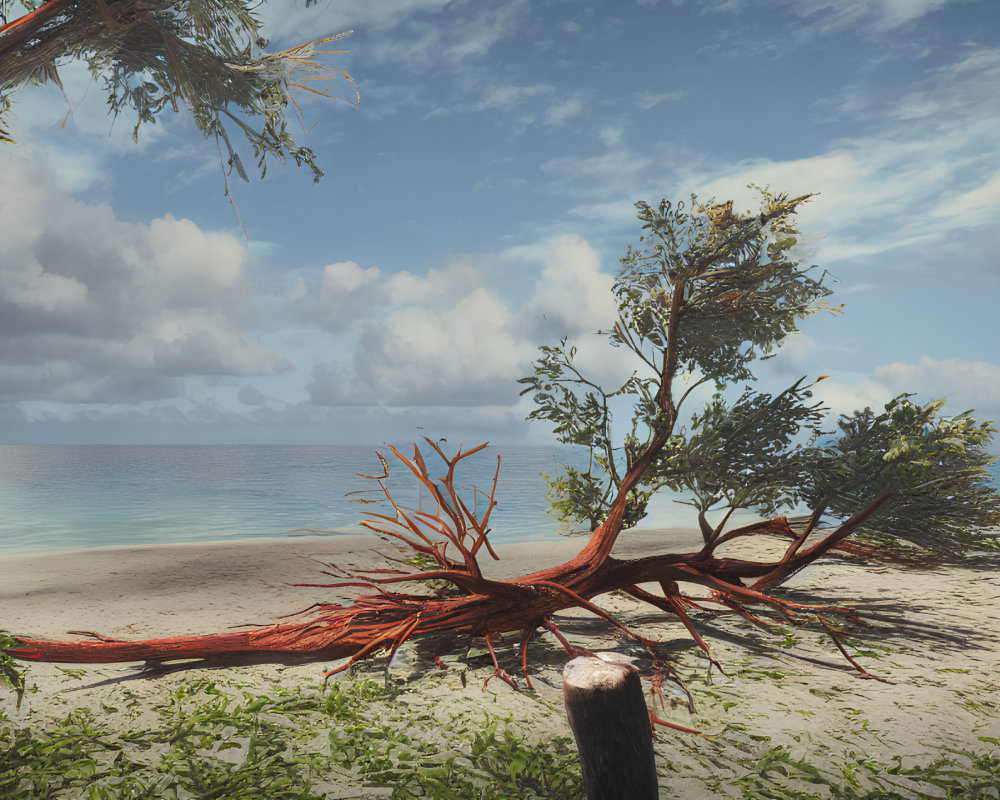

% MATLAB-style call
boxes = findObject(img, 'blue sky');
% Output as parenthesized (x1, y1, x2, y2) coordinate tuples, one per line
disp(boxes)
(1, 0, 998, 447)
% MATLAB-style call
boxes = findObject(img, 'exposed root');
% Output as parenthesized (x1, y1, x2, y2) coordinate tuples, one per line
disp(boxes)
(518, 624, 539, 690)
(647, 709, 707, 736)
(815, 615, 891, 682)
(483, 633, 518, 691)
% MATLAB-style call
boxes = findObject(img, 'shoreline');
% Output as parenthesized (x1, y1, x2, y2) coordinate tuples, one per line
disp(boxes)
(0, 521, 684, 561)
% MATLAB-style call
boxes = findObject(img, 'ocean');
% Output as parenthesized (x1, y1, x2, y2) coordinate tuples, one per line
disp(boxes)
(0, 445, 592, 557)
(0, 445, 997, 557)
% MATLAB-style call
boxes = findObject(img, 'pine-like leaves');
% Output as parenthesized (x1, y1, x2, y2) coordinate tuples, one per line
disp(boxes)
(0, 0, 356, 190)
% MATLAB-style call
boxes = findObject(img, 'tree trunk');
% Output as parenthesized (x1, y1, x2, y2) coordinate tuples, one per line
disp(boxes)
(563, 653, 658, 800)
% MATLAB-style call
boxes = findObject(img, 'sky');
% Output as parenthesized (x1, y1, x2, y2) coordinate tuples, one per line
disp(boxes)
(1, 0, 998, 448)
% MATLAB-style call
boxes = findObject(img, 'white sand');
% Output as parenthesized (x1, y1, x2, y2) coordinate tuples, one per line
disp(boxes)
(0, 527, 702, 640)
(2, 529, 998, 797)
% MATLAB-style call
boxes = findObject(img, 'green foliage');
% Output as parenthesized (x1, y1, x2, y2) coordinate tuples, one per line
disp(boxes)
(524, 339, 655, 529)
(0, 631, 26, 711)
(520, 188, 1000, 557)
(731, 742, 1000, 800)
(0, 676, 584, 799)
(0, 0, 354, 189)
(0, 93, 13, 144)
(4, 670, 998, 799)
(619, 193, 831, 385)
(805, 396, 1000, 551)
(407, 716, 583, 800)
(519, 189, 835, 533)
(662, 377, 828, 517)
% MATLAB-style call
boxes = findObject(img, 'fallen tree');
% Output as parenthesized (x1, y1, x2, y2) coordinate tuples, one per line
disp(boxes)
(6, 191, 999, 720)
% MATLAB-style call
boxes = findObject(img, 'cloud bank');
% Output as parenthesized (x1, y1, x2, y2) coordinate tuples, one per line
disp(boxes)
(0, 156, 290, 405)
(298, 234, 617, 407)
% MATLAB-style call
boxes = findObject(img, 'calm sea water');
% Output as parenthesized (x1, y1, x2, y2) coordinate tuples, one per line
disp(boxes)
(0, 445, 997, 557)
(0, 445, 594, 557)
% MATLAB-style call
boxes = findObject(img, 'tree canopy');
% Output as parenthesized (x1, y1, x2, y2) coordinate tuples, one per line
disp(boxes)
(520, 190, 1000, 567)
(0, 0, 354, 192)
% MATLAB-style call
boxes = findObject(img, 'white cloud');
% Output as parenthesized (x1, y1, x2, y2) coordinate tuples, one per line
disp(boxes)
(309, 261, 385, 331)
(476, 83, 554, 112)
(541, 145, 669, 210)
(256, 0, 455, 44)
(0, 58, 197, 196)
(513, 234, 617, 338)
(891, 47, 1000, 121)
(383, 259, 485, 306)
(597, 123, 626, 147)
(445, 0, 527, 60)
(811, 46, 1000, 127)
(0, 156, 290, 404)
(262, 0, 546, 130)
(876, 0, 954, 29)
(302, 234, 619, 407)
(790, 356, 1000, 435)
(810, 377, 894, 420)
(874, 356, 1000, 421)
(547, 45, 1000, 266)
(691, 144, 964, 261)
(700, 0, 962, 52)
(284, 258, 488, 333)
(929, 171, 1000, 228)
(760, 333, 821, 377)
(544, 96, 585, 127)
(632, 90, 684, 110)
(309, 286, 533, 406)
(326, 261, 382, 294)
(348, 0, 528, 70)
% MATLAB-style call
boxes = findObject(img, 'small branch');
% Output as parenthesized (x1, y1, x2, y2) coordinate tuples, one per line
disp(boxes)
(66, 631, 124, 643)
(531, 580, 659, 656)
(518, 624, 540, 689)
(776, 504, 827, 565)
(675, 374, 712, 414)
(483, 632, 518, 690)
(623, 585, 723, 674)
(815, 615, 889, 682)
(383, 614, 422, 687)
(713, 516, 796, 547)
(543, 617, 587, 657)
(647, 710, 706, 736)
(752, 493, 893, 592)
(656, 277, 686, 417)
(704, 505, 739, 552)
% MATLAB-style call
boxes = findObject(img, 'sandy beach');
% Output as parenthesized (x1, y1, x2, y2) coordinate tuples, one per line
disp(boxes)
(2, 529, 999, 797)
(0, 528, 702, 640)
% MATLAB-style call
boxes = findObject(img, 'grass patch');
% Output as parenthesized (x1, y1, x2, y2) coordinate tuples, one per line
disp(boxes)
(732, 743, 1000, 800)
(4, 672, 1000, 798)
(0, 632, 26, 711)
(3, 639, 999, 799)
(1, 676, 583, 799)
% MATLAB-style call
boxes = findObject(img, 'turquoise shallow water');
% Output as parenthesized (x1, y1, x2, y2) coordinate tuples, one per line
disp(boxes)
(0, 445, 996, 557)
(0, 445, 592, 556)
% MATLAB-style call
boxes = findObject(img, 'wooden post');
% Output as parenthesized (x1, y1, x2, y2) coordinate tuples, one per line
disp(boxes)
(563, 653, 658, 800)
